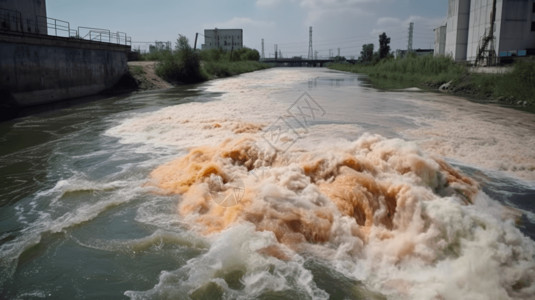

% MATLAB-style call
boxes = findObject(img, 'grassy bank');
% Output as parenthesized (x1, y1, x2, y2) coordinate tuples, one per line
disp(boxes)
(200, 48, 270, 79)
(329, 56, 535, 106)
(137, 37, 270, 86)
(202, 60, 270, 78)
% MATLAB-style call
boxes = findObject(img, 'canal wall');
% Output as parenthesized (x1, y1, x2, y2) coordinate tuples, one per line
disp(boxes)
(0, 32, 130, 107)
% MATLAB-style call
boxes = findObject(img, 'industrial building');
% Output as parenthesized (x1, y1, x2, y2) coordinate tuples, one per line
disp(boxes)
(0, 0, 47, 34)
(202, 28, 243, 51)
(435, 0, 535, 64)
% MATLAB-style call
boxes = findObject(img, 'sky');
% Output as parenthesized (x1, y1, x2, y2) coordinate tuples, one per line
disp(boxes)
(46, 0, 448, 59)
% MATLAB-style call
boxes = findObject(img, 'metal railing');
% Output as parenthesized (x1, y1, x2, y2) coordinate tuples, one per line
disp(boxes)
(0, 8, 131, 46)
(37, 15, 73, 37)
(75, 27, 131, 46)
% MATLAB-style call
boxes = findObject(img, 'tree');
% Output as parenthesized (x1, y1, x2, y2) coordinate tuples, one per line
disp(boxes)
(360, 43, 374, 63)
(156, 35, 207, 83)
(379, 32, 391, 59)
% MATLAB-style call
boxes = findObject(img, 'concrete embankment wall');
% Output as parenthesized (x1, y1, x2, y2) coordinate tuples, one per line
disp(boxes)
(0, 32, 130, 107)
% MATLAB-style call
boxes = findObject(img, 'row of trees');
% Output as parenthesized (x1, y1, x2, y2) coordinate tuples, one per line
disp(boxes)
(359, 32, 391, 64)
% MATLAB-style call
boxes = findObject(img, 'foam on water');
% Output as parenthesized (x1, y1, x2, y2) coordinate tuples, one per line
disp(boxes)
(104, 100, 535, 299)
(125, 224, 330, 300)
(403, 94, 535, 182)
(0, 176, 145, 284)
(100, 73, 535, 299)
(4, 69, 529, 298)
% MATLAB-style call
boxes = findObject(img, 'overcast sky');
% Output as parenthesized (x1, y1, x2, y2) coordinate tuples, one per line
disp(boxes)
(46, 0, 447, 58)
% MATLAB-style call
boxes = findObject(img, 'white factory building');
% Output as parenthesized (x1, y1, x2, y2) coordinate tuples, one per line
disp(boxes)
(201, 28, 243, 51)
(435, 0, 535, 63)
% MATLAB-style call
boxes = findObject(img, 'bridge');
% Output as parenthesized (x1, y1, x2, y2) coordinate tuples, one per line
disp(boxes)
(261, 58, 357, 67)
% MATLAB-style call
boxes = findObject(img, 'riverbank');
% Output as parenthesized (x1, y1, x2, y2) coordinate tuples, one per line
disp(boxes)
(128, 61, 173, 90)
(127, 60, 270, 90)
(328, 56, 535, 108)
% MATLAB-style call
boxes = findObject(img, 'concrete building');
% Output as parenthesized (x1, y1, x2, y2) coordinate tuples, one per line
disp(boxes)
(467, 0, 535, 61)
(437, 0, 535, 63)
(445, 0, 471, 61)
(0, 0, 47, 34)
(202, 28, 243, 51)
(434, 25, 447, 56)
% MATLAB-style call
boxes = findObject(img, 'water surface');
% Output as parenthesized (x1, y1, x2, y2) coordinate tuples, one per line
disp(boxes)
(1, 68, 534, 299)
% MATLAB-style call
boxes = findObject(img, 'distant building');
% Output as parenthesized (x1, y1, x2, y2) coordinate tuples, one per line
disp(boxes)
(395, 49, 434, 58)
(434, 25, 447, 56)
(202, 28, 243, 51)
(436, 0, 535, 63)
(0, 0, 47, 34)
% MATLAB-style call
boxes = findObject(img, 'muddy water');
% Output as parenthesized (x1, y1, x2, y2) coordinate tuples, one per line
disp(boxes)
(1, 68, 534, 299)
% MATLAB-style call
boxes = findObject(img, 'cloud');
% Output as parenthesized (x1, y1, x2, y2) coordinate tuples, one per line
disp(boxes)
(299, 0, 379, 21)
(376, 17, 401, 26)
(256, 0, 283, 7)
(207, 17, 276, 29)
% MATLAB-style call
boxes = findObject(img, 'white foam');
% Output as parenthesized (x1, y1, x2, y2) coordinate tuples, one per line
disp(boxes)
(106, 69, 535, 299)
(0, 178, 145, 284)
(125, 223, 329, 299)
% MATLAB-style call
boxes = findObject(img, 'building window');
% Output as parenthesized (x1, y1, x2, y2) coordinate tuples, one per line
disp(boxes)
(533, 2, 535, 13)
(532, 21, 535, 32)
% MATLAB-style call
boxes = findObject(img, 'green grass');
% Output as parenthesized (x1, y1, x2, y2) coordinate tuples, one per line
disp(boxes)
(202, 60, 270, 79)
(156, 50, 208, 84)
(146, 43, 269, 84)
(330, 55, 467, 89)
(129, 65, 145, 76)
(329, 56, 535, 106)
(445, 59, 535, 105)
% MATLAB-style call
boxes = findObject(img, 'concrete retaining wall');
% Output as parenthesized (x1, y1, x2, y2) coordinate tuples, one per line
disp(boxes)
(0, 32, 130, 107)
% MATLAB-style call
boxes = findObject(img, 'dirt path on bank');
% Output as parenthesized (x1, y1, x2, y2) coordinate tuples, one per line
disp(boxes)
(128, 61, 172, 90)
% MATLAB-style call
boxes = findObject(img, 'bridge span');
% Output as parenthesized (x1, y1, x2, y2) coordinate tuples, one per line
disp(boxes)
(261, 58, 357, 67)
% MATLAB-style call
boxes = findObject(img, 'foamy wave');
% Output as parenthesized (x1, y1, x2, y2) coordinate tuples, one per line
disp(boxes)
(142, 132, 535, 299)
(403, 95, 535, 182)
(125, 224, 330, 300)
(0, 178, 144, 285)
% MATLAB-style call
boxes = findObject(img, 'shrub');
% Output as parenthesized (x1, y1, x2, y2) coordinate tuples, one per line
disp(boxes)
(156, 35, 207, 84)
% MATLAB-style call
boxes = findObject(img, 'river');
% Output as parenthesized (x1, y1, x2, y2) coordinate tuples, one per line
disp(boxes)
(1, 68, 534, 299)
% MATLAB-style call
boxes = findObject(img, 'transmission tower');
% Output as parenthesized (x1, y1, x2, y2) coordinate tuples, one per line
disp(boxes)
(274, 44, 278, 59)
(308, 26, 313, 60)
(261, 38, 265, 59)
(408, 22, 414, 52)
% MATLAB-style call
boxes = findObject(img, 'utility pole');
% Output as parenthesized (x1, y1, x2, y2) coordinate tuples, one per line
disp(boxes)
(194, 32, 198, 50)
(275, 44, 278, 59)
(230, 36, 234, 60)
(215, 28, 220, 50)
(408, 22, 414, 53)
(261, 38, 265, 59)
(337, 48, 340, 57)
(308, 26, 313, 60)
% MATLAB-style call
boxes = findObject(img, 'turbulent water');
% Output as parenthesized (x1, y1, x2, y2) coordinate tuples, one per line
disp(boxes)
(1, 68, 534, 299)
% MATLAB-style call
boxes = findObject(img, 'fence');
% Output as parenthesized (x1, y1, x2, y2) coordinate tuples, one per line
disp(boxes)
(0, 8, 131, 46)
